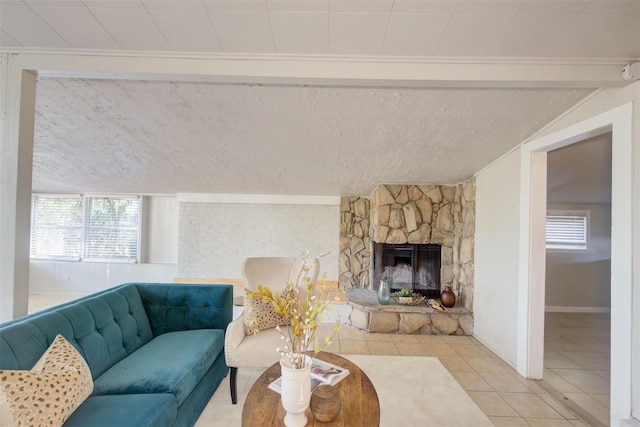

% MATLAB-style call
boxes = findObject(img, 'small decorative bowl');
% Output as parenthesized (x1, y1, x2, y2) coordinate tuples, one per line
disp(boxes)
(391, 292, 426, 306)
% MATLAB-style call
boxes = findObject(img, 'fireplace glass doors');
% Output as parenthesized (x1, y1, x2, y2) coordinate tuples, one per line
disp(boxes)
(372, 243, 441, 298)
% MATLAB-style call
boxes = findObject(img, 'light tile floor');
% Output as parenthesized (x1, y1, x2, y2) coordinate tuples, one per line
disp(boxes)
(314, 322, 596, 427)
(543, 312, 610, 426)
(28, 295, 608, 426)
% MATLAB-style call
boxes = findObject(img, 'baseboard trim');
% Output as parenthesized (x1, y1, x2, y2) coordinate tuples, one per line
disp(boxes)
(545, 306, 611, 313)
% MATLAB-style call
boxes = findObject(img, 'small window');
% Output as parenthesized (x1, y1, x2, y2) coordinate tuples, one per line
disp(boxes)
(546, 210, 589, 250)
(84, 196, 141, 262)
(30, 195, 83, 260)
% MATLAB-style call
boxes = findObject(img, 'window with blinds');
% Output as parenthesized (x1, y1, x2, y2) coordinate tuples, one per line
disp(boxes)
(30, 195, 141, 262)
(84, 197, 141, 261)
(31, 195, 83, 260)
(545, 211, 589, 250)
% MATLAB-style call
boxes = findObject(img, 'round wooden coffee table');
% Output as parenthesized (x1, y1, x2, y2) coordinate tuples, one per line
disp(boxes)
(242, 352, 380, 426)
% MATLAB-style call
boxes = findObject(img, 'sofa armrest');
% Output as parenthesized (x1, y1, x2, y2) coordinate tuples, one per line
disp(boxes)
(134, 283, 233, 336)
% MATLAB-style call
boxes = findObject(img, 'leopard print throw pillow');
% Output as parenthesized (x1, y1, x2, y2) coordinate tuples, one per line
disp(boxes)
(0, 334, 94, 427)
(244, 289, 291, 335)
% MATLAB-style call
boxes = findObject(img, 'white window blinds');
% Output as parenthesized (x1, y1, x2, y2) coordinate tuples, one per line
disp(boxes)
(30, 195, 141, 262)
(84, 196, 141, 261)
(546, 211, 589, 250)
(30, 195, 83, 260)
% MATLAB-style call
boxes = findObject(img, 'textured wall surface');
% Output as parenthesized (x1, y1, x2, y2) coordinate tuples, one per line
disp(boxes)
(339, 197, 371, 288)
(178, 202, 339, 280)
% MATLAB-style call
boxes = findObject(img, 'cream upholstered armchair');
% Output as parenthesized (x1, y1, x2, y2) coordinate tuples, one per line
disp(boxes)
(224, 257, 318, 404)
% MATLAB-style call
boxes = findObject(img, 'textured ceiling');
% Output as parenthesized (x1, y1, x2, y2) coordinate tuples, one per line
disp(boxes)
(33, 77, 592, 196)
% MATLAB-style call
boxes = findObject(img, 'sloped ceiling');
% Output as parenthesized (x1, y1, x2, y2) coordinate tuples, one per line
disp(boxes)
(2, 0, 638, 197)
(33, 78, 592, 195)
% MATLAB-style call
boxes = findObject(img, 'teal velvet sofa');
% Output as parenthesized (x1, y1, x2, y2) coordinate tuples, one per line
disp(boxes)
(0, 282, 233, 427)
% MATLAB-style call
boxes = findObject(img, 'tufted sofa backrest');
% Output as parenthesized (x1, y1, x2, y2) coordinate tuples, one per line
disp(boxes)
(0, 284, 153, 379)
(136, 284, 233, 337)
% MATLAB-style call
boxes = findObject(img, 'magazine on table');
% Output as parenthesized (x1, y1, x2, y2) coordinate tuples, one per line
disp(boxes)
(268, 358, 350, 394)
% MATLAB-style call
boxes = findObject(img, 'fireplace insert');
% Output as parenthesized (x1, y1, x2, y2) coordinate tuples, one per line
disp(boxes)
(372, 243, 441, 298)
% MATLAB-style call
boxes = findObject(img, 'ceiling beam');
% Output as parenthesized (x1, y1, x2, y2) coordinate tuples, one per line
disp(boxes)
(7, 50, 631, 89)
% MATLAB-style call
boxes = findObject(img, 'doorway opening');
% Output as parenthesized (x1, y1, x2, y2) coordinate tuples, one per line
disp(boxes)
(544, 134, 612, 425)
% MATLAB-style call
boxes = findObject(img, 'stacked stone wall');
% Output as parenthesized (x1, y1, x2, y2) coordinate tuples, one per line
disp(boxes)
(339, 197, 371, 288)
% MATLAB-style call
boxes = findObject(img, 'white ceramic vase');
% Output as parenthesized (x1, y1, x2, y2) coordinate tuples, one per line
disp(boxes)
(279, 355, 312, 427)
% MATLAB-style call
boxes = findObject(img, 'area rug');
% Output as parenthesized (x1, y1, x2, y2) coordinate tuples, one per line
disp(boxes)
(195, 355, 492, 426)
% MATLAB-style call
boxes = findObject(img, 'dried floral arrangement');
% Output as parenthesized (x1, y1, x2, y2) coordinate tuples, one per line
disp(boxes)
(246, 252, 343, 369)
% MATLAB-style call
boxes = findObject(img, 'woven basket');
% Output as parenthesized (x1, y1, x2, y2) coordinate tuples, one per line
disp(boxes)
(310, 385, 341, 422)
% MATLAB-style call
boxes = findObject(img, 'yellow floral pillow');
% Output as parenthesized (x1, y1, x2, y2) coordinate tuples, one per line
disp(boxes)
(0, 334, 94, 427)
(244, 289, 291, 335)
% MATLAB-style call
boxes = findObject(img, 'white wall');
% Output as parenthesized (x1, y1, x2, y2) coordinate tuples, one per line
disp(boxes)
(29, 195, 178, 295)
(0, 58, 36, 321)
(473, 148, 522, 366)
(545, 203, 611, 310)
(29, 261, 177, 295)
(178, 202, 339, 280)
(142, 196, 179, 264)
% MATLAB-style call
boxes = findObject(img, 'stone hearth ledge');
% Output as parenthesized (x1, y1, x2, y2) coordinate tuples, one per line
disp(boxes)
(347, 288, 473, 335)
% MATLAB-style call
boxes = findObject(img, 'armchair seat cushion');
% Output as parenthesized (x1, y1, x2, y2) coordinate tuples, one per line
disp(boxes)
(93, 329, 224, 405)
(225, 325, 287, 368)
(64, 394, 177, 427)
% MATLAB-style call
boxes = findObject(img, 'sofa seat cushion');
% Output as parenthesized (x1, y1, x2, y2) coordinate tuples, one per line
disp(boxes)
(93, 329, 224, 405)
(64, 394, 176, 427)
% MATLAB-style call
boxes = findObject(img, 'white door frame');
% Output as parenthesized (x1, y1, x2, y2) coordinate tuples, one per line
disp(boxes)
(517, 102, 634, 426)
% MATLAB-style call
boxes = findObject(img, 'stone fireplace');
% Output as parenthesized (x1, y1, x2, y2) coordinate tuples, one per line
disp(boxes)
(340, 180, 475, 311)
